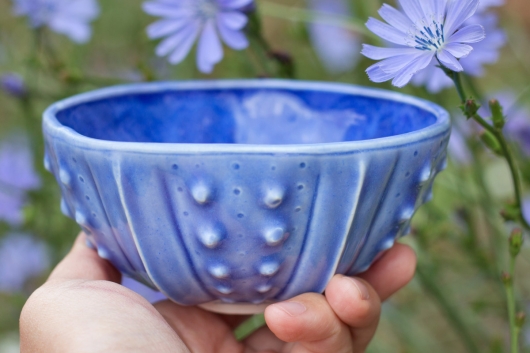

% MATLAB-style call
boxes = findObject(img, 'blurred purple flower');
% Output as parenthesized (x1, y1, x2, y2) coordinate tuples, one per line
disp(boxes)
(0, 233, 50, 293)
(121, 277, 166, 304)
(0, 137, 41, 225)
(12, 0, 100, 43)
(412, 2, 506, 92)
(524, 198, 530, 225)
(307, 0, 361, 74)
(143, 0, 252, 74)
(447, 116, 481, 165)
(1, 73, 27, 98)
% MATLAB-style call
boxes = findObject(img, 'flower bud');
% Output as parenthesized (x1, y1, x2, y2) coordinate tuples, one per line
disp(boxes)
(460, 99, 480, 119)
(501, 205, 520, 222)
(480, 131, 502, 155)
(489, 99, 505, 129)
(501, 271, 512, 286)
(509, 228, 524, 258)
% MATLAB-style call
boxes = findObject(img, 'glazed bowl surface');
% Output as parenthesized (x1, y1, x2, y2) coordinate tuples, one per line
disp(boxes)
(43, 80, 450, 313)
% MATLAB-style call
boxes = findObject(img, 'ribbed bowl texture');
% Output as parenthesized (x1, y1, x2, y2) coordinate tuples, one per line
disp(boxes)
(42, 80, 451, 308)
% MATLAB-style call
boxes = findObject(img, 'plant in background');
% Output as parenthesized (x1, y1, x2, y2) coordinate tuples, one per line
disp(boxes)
(0, 138, 40, 226)
(143, 0, 253, 73)
(307, 0, 361, 74)
(12, 0, 100, 43)
(363, 0, 529, 351)
(0, 233, 49, 293)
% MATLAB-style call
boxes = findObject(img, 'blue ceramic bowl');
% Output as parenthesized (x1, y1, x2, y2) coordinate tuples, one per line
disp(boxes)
(43, 80, 450, 313)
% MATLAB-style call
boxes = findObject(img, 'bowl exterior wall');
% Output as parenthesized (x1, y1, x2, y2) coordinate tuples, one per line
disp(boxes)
(43, 130, 449, 305)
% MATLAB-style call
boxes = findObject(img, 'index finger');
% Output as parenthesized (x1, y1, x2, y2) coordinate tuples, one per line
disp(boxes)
(47, 233, 121, 283)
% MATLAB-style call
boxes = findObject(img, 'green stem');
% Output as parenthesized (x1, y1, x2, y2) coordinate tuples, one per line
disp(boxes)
(451, 72, 530, 231)
(257, 0, 371, 37)
(416, 266, 481, 353)
(505, 256, 518, 353)
(234, 314, 266, 341)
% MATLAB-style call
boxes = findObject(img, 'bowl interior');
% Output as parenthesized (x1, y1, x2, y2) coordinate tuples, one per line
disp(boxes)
(56, 87, 437, 145)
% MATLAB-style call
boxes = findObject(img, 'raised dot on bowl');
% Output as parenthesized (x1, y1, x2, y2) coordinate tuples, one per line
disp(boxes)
(232, 163, 240, 170)
(233, 188, 241, 195)
(172, 164, 178, 170)
(208, 264, 230, 279)
(59, 169, 71, 187)
(259, 261, 280, 277)
(256, 283, 272, 293)
(263, 187, 284, 209)
(299, 162, 306, 168)
(198, 227, 225, 248)
(263, 227, 288, 246)
(215, 285, 233, 295)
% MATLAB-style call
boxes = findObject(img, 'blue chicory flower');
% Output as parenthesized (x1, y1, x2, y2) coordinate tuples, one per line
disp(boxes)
(307, 0, 361, 74)
(412, 2, 506, 92)
(0, 73, 28, 98)
(362, 0, 485, 87)
(12, 0, 100, 44)
(0, 137, 41, 226)
(121, 277, 166, 304)
(0, 233, 50, 293)
(143, 0, 253, 74)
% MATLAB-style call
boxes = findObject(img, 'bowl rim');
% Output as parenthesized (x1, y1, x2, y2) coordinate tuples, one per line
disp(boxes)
(43, 79, 451, 154)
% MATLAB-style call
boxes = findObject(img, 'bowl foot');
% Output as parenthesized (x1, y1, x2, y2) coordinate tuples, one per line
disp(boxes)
(198, 301, 273, 315)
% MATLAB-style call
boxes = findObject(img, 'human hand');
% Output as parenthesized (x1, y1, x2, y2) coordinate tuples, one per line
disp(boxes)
(20, 233, 416, 353)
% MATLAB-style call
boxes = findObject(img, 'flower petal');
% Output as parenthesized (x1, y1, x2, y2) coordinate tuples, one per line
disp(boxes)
(448, 24, 485, 44)
(378, 4, 413, 33)
(443, 43, 473, 58)
(366, 64, 396, 83)
(218, 0, 254, 10)
(147, 19, 187, 39)
(48, 17, 92, 43)
(167, 20, 201, 64)
(377, 52, 425, 74)
(445, 0, 480, 36)
(366, 18, 408, 46)
(217, 11, 248, 30)
(217, 22, 248, 49)
(361, 44, 418, 60)
(437, 49, 463, 72)
(196, 20, 224, 73)
(142, 2, 193, 18)
(397, 0, 425, 24)
(392, 52, 433, 87)
(155, 23, 191, 56)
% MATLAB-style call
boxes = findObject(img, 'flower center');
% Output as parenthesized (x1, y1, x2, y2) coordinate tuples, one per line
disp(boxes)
(408, 18, 445, 52)
(196, 0, 218, 20)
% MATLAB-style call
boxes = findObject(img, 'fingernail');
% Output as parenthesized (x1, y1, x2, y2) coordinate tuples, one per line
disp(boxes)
(345, 277, 370, 300)
(273, 301, 307, 317)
